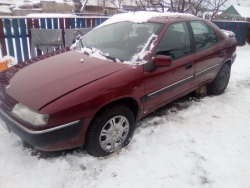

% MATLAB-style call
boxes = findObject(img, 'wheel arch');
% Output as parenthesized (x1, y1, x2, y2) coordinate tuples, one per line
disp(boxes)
(95, 97, 140, 120)
(223, 58, 232, 68)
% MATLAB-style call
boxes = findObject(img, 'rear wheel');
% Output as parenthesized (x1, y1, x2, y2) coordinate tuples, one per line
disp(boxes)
(85, 104, 135, 157)
(208, 64, 230, 95)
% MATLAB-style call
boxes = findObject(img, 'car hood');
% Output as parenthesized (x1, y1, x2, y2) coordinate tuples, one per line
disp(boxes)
(5, 50, 128, 111)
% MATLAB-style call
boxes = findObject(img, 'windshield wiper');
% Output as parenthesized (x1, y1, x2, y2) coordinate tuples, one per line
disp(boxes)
(103, 55, 117, 62)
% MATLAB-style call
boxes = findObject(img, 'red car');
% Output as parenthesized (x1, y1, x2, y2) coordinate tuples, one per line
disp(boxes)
(0, 12, 236, 157)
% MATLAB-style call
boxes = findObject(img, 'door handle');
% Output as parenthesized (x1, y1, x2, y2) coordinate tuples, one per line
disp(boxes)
(185, 62, 193, 70)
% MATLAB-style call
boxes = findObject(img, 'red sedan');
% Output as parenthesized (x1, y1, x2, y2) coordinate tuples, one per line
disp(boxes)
(0, 12, 236, 157)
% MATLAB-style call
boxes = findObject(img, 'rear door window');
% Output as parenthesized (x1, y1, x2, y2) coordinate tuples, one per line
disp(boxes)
(190, 21, 217, 51)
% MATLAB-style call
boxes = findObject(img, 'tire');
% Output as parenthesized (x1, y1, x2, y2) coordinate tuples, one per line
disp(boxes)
(85, 104, 135, 157)
(208, 63, 231, 95)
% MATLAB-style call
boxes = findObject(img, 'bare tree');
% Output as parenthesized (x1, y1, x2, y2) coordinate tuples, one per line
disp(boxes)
(134, 0, 150, 10)
(73, 0, 87, 13)
(110, 0, 209, 15)
(208, 0, 228, 20)
(110, 0, 125, 9)
(189, 0, 208, 16)
(134, 0, 172, 12)
(170, 0, 191, 13)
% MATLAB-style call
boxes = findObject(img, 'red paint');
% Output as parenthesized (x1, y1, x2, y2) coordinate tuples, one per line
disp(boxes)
(244, 23, 250, 45)
(59, 18, 64, 29)
(233, 22, 237, 35)
(86, 18, 91, 27)
(226, 22, 230, 31)
(65, 18, 71, 29)
(219, 22, 223, 29)
(237, 23, 244, 45)
(91, 18, 96, 27)
(153, 55, 172, 67)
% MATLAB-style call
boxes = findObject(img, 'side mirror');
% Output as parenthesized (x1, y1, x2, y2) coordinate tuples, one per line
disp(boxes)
(153, 55, 172, 67)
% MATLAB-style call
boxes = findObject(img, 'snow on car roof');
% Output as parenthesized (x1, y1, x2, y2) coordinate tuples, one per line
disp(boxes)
(98, 11, 194, 28)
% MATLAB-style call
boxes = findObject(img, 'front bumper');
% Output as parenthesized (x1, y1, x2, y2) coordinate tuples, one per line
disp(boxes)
(0, 107, 83, 148)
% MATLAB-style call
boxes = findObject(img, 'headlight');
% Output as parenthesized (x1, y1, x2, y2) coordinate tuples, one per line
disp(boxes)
(12, 103, 49, 126)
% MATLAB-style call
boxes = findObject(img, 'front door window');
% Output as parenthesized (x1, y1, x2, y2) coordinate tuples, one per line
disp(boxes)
(156, 22, 191, 60)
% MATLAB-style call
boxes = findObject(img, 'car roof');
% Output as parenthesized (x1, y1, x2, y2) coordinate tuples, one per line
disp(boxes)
(98, 11, 201, 28)
(149, 14, 201, 23)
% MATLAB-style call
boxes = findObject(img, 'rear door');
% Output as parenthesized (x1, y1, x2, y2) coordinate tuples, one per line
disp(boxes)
(189, 21, 225, 88)
(142, 22, 195, 113)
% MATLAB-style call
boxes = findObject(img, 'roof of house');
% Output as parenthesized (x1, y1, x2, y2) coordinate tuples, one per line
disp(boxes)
(225, 4, 250, 18)
(233, 4, 250, 17)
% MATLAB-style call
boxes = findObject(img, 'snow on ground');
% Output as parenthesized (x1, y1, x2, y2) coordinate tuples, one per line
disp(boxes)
(0, 45, 250, 188)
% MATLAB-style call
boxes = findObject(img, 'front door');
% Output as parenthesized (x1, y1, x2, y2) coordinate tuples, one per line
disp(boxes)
(142, 22, 195, 114)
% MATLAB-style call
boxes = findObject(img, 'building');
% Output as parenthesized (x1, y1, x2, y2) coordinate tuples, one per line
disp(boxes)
(223, 4, 250, 19)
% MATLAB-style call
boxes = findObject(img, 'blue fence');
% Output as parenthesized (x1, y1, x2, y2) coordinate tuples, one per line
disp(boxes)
(0, 16, 108, 63)
(213, 20, 250, 46)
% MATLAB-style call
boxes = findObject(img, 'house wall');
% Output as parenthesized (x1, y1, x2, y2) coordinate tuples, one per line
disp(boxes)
(13, 9, 42, 16)
(41, 1, 75, 13)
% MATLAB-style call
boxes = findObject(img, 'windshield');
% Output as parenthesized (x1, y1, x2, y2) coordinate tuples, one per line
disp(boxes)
(72, 21, 163, 62)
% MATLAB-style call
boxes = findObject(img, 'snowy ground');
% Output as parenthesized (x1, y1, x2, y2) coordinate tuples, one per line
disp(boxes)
(0, 45, 250, 188)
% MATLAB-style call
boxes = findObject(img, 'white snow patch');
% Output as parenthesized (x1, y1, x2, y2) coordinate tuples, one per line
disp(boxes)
(2, 55, 17, 68)
(77, 47, 109, 61)
(221, 29, 235, 37)
(124, 33, 158, 65)
(0, 5, 12, 14)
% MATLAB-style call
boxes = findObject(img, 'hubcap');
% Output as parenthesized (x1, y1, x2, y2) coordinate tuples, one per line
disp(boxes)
(99, 116, 129, 152)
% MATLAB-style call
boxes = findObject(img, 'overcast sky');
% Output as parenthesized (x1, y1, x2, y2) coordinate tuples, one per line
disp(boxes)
(227, 0, 250, 7)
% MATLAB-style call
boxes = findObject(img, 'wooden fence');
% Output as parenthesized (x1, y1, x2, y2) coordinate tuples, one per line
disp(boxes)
(213, 20, 250, 46)
(0, 16, 108, 63)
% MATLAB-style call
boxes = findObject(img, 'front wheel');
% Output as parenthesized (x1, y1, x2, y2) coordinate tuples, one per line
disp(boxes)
(85, 104, 135, 157)
(208, 63, 231, 95)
